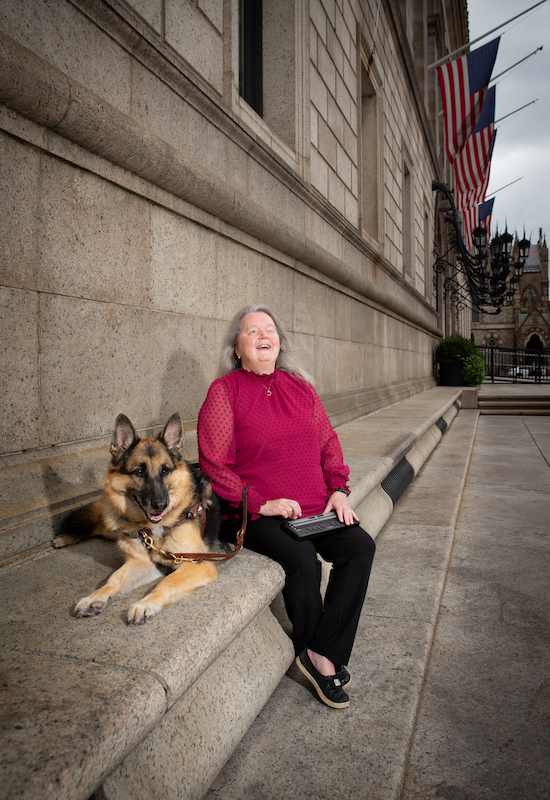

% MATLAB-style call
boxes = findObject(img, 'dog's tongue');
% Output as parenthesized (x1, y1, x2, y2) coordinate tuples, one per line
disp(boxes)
(149, 514, 163, 524)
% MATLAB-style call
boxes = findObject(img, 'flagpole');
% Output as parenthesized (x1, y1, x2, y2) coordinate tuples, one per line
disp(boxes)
(495, 100, 537, 125)
(490, 46, 543, 84)
(485, 177, 524, 199)
(427, 0, 549, 70)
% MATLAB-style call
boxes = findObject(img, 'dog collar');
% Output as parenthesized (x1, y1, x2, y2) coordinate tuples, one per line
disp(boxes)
(137, 487, 249, 565)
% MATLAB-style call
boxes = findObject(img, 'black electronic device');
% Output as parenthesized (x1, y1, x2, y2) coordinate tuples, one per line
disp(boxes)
(282, 511, 359, 540)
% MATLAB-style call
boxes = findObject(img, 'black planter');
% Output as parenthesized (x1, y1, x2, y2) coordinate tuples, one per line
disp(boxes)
(438, 360, 466, 386)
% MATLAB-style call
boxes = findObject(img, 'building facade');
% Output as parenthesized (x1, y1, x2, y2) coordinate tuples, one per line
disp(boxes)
(472, 231, 549, 350)
(0, 0, 468, 509)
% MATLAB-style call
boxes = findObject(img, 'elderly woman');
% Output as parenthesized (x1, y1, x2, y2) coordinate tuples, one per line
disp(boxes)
(197, 305, 375, 709)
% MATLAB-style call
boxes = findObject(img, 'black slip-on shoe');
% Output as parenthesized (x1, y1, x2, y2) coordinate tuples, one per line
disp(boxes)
(296, 650, 350, 709)
(336, 665, 351, 688)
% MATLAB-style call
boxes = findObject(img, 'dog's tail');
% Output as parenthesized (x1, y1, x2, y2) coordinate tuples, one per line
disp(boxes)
(53, 500, 106, 549)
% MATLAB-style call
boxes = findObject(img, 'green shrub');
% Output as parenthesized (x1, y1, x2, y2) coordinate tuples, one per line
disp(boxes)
(434, 334, 477, 362)
(460, 354, 486, 386)
(435, 335, 486, 386)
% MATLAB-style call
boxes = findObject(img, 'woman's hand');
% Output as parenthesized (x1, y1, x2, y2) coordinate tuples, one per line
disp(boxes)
(324, 492, 358, 526)
(259, 499, 302, 519)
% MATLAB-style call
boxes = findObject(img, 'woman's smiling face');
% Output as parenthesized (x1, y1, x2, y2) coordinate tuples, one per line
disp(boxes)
(235, 311, 280, 374)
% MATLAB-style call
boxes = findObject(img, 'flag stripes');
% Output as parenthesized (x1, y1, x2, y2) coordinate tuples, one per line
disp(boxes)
(454, 86, 496, 202)
(462, 197, 494, 253)
(438, 38, 499, 163)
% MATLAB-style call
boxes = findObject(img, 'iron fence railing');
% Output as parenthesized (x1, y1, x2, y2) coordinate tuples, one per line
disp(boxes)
(477, 346, 550, 383)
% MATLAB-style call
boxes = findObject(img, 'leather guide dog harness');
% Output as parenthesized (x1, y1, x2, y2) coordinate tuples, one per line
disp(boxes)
(137, 486, 249, 564)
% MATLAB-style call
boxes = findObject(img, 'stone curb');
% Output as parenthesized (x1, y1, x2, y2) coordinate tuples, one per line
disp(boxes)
(345, 390, 462, 538)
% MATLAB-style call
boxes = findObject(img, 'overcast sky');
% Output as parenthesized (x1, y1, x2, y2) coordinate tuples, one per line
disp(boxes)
(467, 0, 550, 246)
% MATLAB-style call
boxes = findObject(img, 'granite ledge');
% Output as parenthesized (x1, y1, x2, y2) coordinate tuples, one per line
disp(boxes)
(0, 648, 167, 800)
(0, 541, 290, 800)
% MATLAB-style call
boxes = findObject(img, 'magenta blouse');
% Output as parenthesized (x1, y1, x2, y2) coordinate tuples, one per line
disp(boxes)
(197, 368, 350, 518)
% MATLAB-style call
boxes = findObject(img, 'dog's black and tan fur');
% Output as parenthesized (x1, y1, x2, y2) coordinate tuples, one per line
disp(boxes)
(56, 412, 218, 624)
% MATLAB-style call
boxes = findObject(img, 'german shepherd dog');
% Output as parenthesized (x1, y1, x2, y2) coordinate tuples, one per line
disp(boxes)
(56, 413, 219, 624)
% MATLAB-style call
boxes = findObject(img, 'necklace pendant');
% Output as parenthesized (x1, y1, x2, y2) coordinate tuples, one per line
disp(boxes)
(267, 388, 272, 396)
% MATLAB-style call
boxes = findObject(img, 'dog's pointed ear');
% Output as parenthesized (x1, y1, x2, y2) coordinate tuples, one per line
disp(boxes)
(111, 414, 139, 461)
(161, 413, 184, 455)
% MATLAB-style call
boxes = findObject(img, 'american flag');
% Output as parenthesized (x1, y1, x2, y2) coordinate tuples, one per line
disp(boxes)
(457, 135, 495, 210)
(462, 197, 495, 252)
(455, 86, 496, 208)
(438, 38, 500, 163)
(458, 126, 495, 252)
(479, 198, 495, 239)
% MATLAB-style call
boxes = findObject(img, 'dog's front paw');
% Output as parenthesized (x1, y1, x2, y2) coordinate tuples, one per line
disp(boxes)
(126, 601, 161, 625)
(74, 595, 108, 617)
(53, 533, 79, 549)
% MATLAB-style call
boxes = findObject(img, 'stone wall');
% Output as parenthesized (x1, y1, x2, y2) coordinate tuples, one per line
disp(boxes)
(0, 0, 465, 478)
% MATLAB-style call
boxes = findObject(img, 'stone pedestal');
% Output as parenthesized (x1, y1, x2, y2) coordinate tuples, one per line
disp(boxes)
(460, 387, 479, 409)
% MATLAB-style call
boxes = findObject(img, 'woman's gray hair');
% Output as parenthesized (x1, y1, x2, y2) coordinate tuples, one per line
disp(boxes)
(217, 304, 314, 384)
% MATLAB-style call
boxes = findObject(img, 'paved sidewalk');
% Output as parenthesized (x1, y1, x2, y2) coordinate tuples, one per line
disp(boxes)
(402, 414, 550, 799)
(205, 411, 550, 800)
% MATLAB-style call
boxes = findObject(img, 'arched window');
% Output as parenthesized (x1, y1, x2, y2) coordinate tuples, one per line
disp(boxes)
(522, 287, 538, 309)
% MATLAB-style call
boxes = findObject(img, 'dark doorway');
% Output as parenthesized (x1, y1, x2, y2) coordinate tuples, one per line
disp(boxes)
(527, 334, 544, 350)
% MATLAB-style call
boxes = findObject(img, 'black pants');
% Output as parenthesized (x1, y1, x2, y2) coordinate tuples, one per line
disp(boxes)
(240, 517, 375, 667)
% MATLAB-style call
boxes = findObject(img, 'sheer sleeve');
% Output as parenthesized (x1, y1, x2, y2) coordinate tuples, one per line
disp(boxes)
(197, 379, 266, 516)
(310, 386, 350, 492)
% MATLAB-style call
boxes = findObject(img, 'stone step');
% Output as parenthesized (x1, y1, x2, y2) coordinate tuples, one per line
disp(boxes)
(478, 394, 550, 415)
(0, 540, 292, 800)
(480, 408, 550, 415)
(479, 398, 550, 406)
(0, 386, 465, 800)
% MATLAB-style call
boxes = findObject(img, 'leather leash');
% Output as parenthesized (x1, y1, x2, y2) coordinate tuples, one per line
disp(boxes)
(138, 486, 248, 565)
